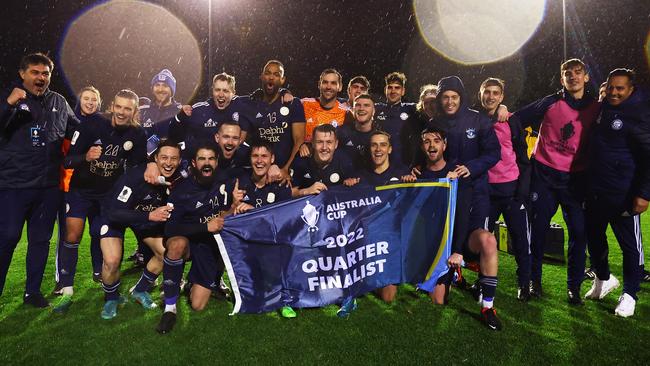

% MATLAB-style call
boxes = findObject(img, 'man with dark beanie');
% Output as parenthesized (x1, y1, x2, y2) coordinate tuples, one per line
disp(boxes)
(428, 75, 502, 330)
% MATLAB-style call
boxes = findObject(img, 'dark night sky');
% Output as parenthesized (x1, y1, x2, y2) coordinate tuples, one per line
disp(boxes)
(1, 0, 648, 109)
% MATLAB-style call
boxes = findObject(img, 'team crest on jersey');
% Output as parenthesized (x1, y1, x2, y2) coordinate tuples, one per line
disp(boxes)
(466, 128, 476, 139)
(400, 112, 408, 121)
(117, 186, 132, 202)
(611, 119, 623, 130)
(531, 192, 539, 202)
(331, 120, 339, 128)
(267, 192, 276, 203)
(123, 141, 133, 151)
(301, 200, 319, 232)
(232, 112, 239, 122)
(280, 106, 289, 116)
(204, 118, 218, 128)
(330, 173, 340, 183)
(19, 103, 30, 112)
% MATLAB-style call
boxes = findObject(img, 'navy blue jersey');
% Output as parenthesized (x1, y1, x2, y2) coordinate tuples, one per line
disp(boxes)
(0, 83, 79, 189)
(357, 164, 408, 186)
(336, 123, 374, 169)
(139, 100, 182, 138)
(168, 97, 252, 160)
(375, 102, 418, 167)
(65, 116, 147, 198)
(104, 164, 171, 225)
(588, 89, 650, 200)
(165, 174, 234, 239)
(214, 143, 251, 182)
(290, 150, 354, 189)
(243, 92, 305, 168)
(236, 170, 292, 208)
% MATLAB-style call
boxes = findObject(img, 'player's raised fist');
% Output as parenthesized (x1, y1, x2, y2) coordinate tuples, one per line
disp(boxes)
(7, 88, 27, 106)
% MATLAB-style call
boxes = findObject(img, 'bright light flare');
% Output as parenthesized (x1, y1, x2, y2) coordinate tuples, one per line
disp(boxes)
(414, 0, 546, 65)
(60, 0, 202, 104)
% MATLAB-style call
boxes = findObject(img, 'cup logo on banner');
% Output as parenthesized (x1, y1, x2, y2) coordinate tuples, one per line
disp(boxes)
(301, 201, 320, 232)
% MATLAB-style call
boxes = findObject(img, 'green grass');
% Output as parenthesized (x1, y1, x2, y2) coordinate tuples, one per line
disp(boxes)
(1, 212, 649, 365)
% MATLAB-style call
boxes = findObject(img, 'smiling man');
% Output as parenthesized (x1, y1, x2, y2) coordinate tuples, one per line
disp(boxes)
(302, 69, 349, 143)
(514, 59, 601, 304)
(584, 68, 650, 317)
(0, 53, 79, 307)
(336, 94, 377, 169)
(92, 139, 181, 319)
(139, 69, 182, 139)
(54, 89, 147, 313)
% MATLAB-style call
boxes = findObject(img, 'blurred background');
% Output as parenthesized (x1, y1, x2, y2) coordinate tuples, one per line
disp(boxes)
(0, 0, 648, 108)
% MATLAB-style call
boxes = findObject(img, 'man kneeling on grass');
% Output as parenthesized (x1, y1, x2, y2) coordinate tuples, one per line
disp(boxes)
(157, 143, 242, 334)
(406, 127, 502, 331)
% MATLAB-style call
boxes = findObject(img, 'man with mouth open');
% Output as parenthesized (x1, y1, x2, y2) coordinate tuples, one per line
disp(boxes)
(244, 60, 305, 182)
(94, 139, 182, 319)
(0, 53, 79, 307)
(157, 143, 242, 334)
(167, 73, 252, 163)
(54, 89, 147, 313)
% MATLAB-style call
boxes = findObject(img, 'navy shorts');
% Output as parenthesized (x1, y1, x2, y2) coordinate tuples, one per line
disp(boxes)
(95, 215, 164, 241)
(65, 190, 101, 220)
(468, 192, 490, 232)
(188, 240, 224, 290)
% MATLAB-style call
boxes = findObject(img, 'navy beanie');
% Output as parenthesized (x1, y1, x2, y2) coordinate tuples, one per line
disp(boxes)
(151, 69, 176, 97)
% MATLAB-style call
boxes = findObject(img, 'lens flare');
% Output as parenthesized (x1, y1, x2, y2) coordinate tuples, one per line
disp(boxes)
(414, 0, 546, 65)
(59, 0, 202, 104)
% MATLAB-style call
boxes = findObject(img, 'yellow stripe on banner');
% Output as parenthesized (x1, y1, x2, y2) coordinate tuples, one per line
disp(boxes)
(424, 188, 452, 280)
(375, 182, 451, 191)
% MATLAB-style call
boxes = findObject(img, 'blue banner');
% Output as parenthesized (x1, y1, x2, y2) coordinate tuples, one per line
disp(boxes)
(215, 180, 457, 314)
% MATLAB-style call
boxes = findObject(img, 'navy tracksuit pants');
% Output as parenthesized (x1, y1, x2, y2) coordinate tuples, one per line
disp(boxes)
(529, 163, 587, 290)
(0, 187, 61, 296)
(586, 194, 644, 299)
(489, 195, 530, 287)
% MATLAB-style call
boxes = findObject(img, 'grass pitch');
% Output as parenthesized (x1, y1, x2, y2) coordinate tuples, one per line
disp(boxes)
(1, 212, 649, 365)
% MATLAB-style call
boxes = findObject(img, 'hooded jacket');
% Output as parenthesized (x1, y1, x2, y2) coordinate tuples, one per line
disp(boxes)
(428, 76, 500, 195)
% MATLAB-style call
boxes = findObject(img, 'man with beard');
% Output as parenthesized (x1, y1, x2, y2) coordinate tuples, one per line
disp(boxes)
(291, 124, 353, 198)
(245, 60, 305, 181)
(302, 69, 349, 144)
(375, 72, 418, 169)
(584, 68, 650, 317)
(157, 143, 242, 333)
(139, 69, 182, 140)
(336, 94, 377, 169)
(95, 139, 181, 319)
(53, 89, 147, 313)
(0, 53, 79, 306)
(428, 76, 502, 330)
(476, 78, 532, 301)
(514, 59, 601, 304)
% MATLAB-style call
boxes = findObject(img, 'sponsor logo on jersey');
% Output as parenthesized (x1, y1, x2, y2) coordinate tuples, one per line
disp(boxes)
(204, 118, 218, 128)
(117, 186, 132, 202)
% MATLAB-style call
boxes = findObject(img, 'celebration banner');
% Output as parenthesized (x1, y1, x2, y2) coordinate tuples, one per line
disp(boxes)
(215, 180, 457, 314)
